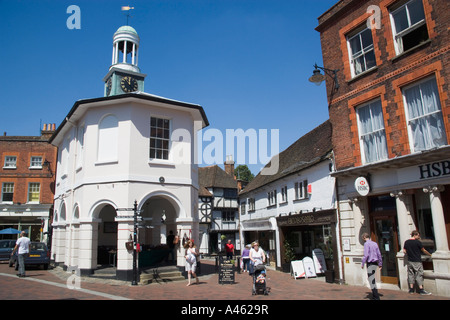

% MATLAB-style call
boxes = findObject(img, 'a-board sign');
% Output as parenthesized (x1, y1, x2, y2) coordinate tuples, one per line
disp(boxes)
(218, 257, 235, 284)
(303, 257, 317, 278)
(290, 260, 305, 279)
(312, 249, 327, 274)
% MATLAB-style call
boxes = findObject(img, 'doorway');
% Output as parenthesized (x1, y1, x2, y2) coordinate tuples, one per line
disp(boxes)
(369, 195, 399, 285)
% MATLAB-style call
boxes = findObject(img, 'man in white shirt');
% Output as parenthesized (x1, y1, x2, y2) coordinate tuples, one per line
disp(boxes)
(11, 231, 31, 277)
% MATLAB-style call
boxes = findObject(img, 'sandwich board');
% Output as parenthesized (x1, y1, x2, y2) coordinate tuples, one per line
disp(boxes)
(290, 260, 305, 279)
(303, 256, 317, 278)
(312, 249, 327, 274)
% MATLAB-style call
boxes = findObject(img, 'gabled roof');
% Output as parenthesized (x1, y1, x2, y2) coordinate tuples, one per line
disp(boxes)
(199, 165, 238, 190)
(240, 120, 333, 195)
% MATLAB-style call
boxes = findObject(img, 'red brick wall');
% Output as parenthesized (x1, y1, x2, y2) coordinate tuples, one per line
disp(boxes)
(317, 0, 449, 171)
(0, 138, 57, 204)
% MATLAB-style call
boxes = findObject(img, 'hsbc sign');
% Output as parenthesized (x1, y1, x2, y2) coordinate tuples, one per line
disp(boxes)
(355, 176, 370, 196)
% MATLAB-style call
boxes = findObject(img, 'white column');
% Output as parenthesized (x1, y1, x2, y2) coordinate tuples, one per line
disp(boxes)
(131, 43, 136, 65)
(112, 44, 115, 65)
(115, 42, 119, 64)
(136, 46, 139, 66)
(428, 186, 449, 252)
(392, 191, 411, 247)
(122, 41, 127, 63)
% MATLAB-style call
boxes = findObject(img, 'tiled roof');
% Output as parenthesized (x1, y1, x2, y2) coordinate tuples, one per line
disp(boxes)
(199, 165, 238, 190)
(240, 120, 332, 195)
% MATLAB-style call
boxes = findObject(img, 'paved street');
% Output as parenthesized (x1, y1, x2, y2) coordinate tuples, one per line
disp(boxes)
(1, 259, 448, 303)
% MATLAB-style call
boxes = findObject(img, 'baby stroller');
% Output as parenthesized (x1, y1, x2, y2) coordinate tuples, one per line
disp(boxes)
(252, 263, 269, 295)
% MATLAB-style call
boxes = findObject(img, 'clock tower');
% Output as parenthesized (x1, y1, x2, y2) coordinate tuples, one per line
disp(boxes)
(103, 25, 146, 96)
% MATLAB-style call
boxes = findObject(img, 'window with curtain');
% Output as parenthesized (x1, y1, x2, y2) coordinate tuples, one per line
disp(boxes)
(347, 26, 376, 77)
(403, 77, 446, 152)
(357, 99, 388, 164)
(28, 183, 40, 203)
(97, 115, 118, 163)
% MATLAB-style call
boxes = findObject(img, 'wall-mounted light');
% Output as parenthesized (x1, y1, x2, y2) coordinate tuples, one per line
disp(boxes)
(309, 63, 340, 92)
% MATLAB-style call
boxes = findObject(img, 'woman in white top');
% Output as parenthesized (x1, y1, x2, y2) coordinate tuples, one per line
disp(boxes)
(184, 240, 199, 286)
(249, 242, 266, 271)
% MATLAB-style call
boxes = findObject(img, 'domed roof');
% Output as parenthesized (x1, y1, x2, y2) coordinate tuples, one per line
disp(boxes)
(115, 25, 138, 35)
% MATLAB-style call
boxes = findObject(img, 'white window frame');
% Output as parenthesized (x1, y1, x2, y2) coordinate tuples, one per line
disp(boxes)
(281, 186, 288, 203)
(149, 116, 171, 161)
(347, 25, 376, 77)
(27, 182, 40, 203)
(3, 156, 17, 169)
(1, 182, 14, 203)
(402, 76, 447, 153)
(248, 198, 255, 212)
(356, 99, 389, 164)
(389, 0, 428, 55)
(29, 156, 43, 169)
(295, 180, 309, 200)
(267, 190, 277, 207)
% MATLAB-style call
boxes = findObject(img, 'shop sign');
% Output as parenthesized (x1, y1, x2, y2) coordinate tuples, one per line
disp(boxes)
(354, 176, 370, 196)
(291, 260, 305, 279)
(277, 210, 336, 227)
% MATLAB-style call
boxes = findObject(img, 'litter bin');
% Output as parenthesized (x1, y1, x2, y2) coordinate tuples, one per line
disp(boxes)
(325, 270, 335, 283)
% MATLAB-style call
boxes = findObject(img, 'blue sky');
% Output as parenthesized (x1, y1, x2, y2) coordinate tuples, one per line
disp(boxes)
(0, 0, 337, 174)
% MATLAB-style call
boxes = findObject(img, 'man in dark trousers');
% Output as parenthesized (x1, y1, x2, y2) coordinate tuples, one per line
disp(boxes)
(403, 230, 432, 295)
(361, 233, 383, 300)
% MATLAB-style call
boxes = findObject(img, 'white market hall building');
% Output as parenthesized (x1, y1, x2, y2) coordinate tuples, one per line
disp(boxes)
(49, 25, 208, 280)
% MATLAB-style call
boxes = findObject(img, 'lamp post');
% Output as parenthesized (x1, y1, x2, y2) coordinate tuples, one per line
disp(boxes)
(309, 63, 340, 92)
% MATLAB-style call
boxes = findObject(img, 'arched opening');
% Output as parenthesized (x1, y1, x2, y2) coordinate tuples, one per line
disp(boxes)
(137, 195, 179, 267)
(96, 204, 117, 268)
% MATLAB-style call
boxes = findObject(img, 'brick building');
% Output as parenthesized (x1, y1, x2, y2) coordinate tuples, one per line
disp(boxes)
(0, 124, 57, 242)
(316, 0, 449, 296)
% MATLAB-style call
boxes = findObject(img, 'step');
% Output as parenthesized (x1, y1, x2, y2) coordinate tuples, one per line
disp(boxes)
(139, 266, 185, 285)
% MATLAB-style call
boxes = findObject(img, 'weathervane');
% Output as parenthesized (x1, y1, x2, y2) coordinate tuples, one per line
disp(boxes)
(121, 6, 135, 25)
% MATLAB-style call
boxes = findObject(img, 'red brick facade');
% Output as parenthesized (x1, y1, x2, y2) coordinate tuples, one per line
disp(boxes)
(316, 0, 449, 171)
(0, 131, 57, 205)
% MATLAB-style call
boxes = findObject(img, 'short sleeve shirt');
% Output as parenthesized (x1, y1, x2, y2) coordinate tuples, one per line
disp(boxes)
(404, 239, 423, 262)
(16, 237, 31, 254)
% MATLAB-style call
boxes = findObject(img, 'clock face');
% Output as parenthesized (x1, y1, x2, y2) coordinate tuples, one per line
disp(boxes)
(106, 78, 112, 96)
(120, 76, 138, 93)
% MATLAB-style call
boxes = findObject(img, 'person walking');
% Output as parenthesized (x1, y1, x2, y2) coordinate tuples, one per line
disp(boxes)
(184, 240, 199, 286)
(11, 231, 31, 278)
(403, 230, 432, 295)
(241, 244, 251, 272)
(249, 241, 266, 274)
(361, 233, 382, 300)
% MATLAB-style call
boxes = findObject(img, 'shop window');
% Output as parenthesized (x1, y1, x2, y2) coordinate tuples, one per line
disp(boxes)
(347, 25, 376, 77)
(390, 0, 429, 54)
(403, 77, 446, 152)
(415, 191, 435, 252)
(356, 99, 388, 164)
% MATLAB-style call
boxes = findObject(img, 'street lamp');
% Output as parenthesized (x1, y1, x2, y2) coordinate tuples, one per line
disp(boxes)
(309, 63, 340, 92)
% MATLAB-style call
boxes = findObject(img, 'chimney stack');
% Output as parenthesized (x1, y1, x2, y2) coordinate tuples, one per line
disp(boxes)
(224, 155, 235, 178)
(41, 123, 56, 140)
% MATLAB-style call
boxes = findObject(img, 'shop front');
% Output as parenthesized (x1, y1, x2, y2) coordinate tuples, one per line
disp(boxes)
(276, 209, 338, 277)
(335, 148, 450, 296)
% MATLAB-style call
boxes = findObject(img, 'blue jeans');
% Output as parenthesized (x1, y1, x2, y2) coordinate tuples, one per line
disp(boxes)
(18, 254, 26, 276)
